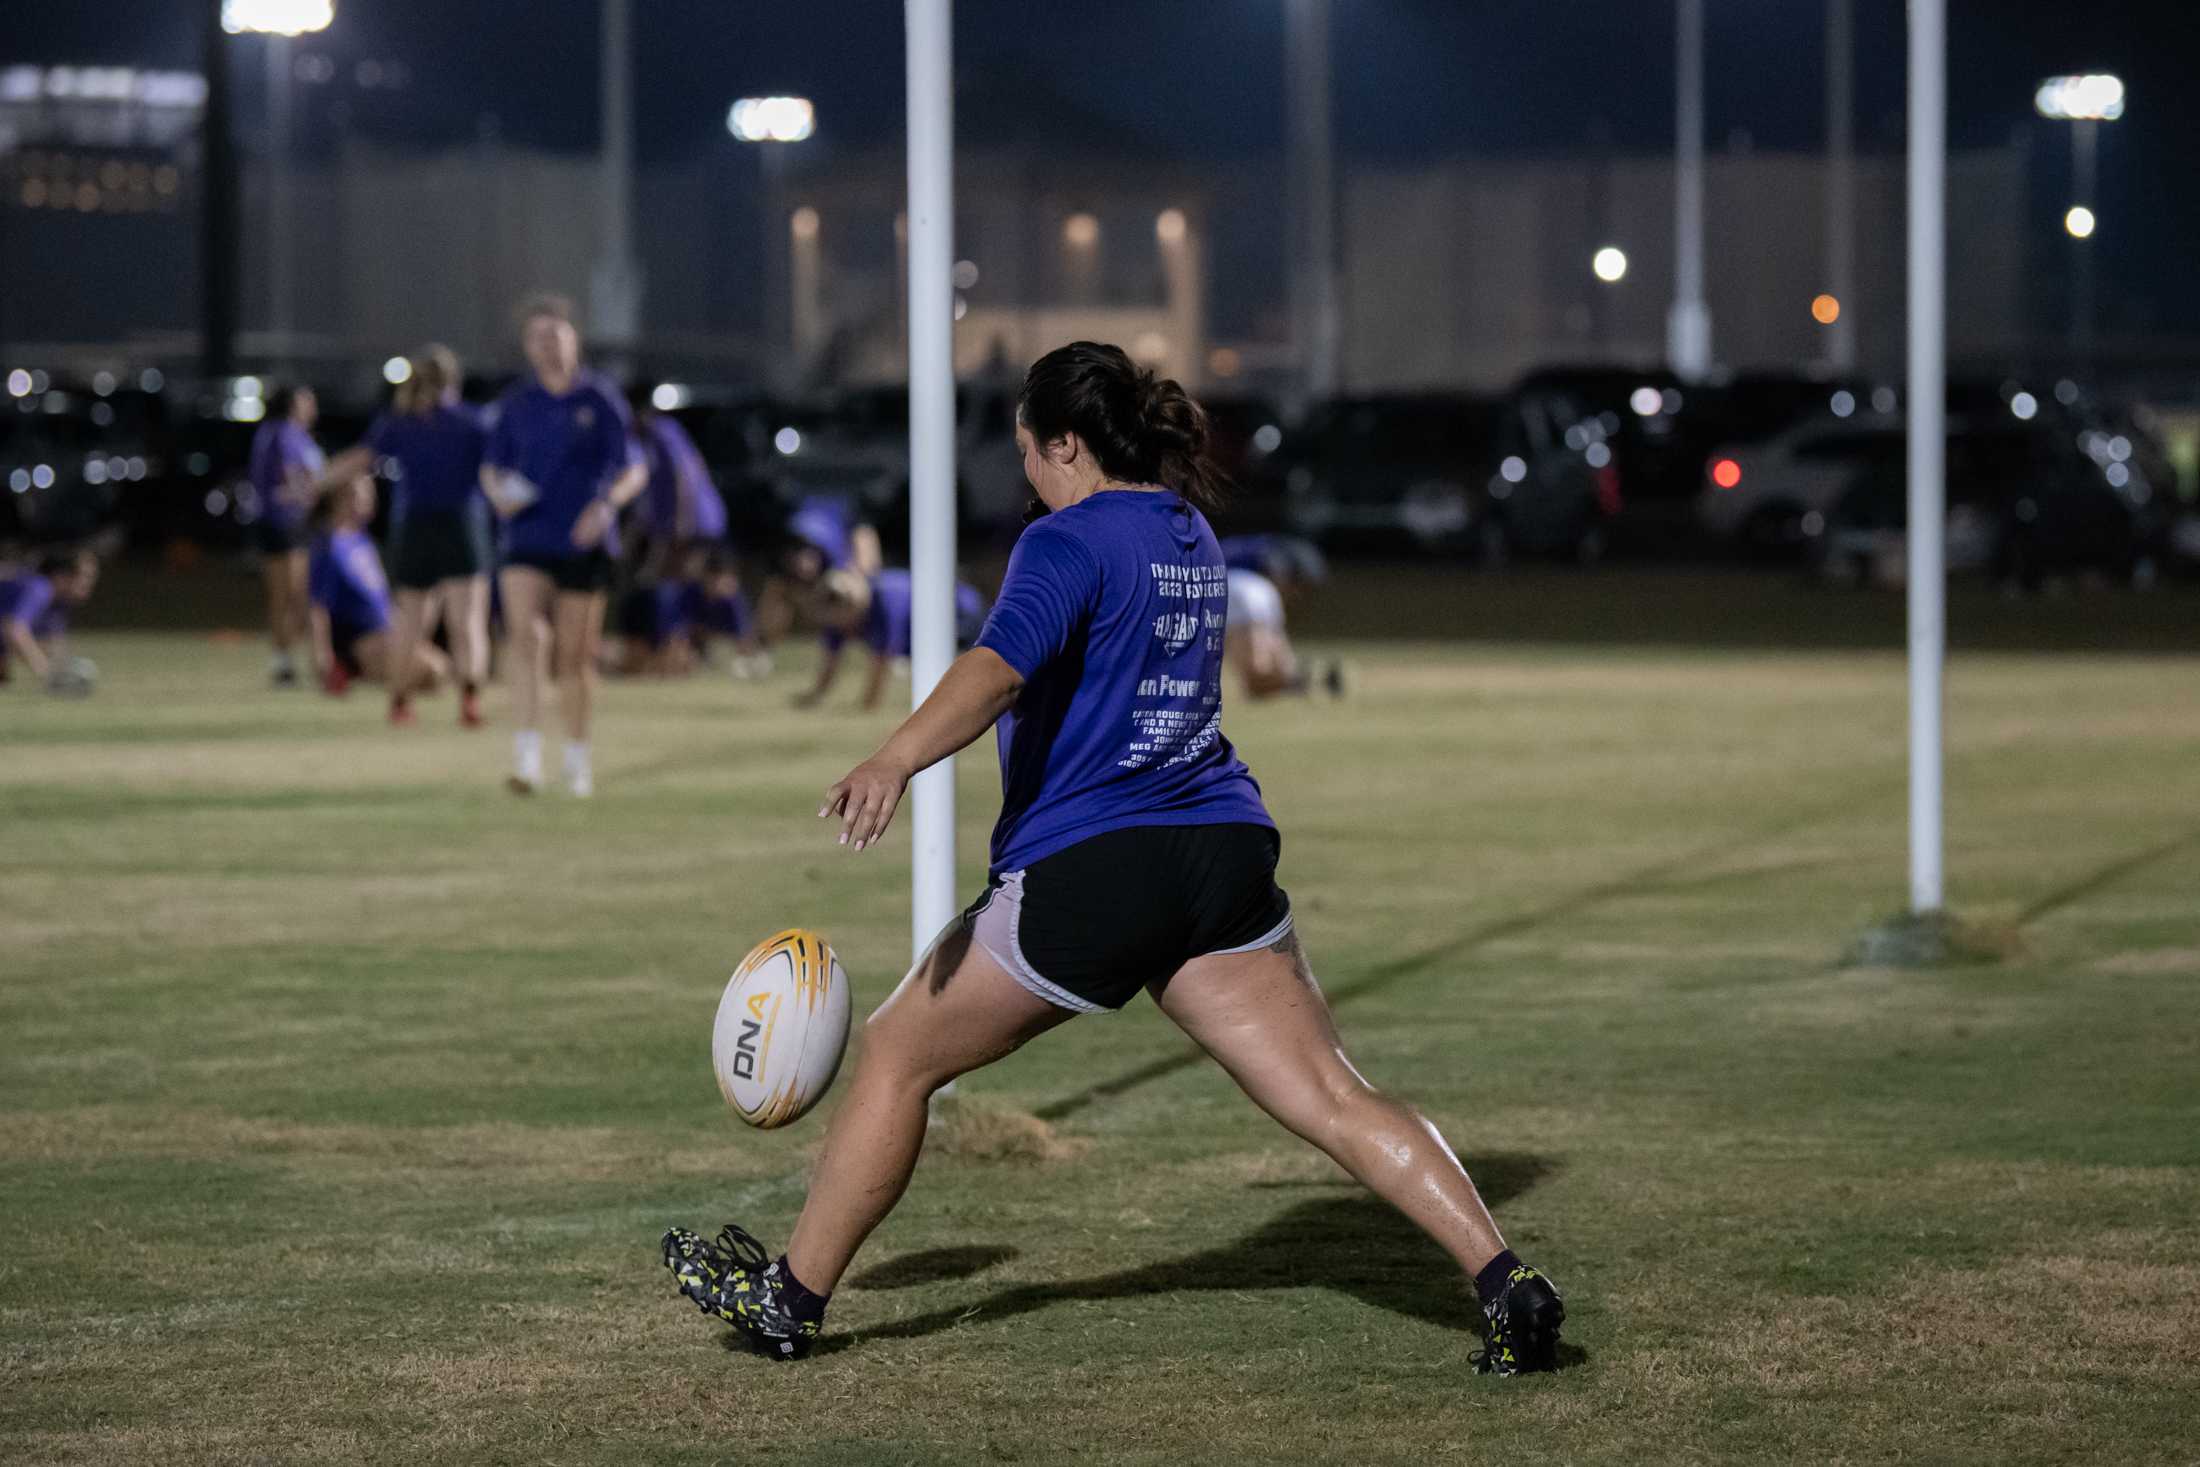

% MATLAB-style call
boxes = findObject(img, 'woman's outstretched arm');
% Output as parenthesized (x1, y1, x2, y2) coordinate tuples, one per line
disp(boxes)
(820, 646, 1024, 850)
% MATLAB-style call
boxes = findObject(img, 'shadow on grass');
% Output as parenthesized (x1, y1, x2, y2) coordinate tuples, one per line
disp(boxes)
(800, 1154, 1567, 1359)
(848, 1245, 1018, 1291)
(2016, 827, 2200, 925)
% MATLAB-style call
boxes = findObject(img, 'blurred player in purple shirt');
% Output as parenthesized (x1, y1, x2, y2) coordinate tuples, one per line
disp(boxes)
(0, 549, 99, 694)
(797, 568, 985, 710)
(306, 476, 447, 699)
(665, 344, 1564, 1374)
(323, 345, 492, 729)
(479, 294, 646, 797)
(246, 385, 325, 687)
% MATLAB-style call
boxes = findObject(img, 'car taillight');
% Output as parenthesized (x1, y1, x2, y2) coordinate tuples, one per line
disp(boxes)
(1595, 465, 1623, 516)
(1711, 458, 1742, 490)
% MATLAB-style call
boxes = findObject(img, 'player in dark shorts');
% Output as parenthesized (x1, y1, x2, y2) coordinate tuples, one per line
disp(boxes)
(305, 476, 449, 697)
(663, 343, 1566, 1374)
(795, 566, 987, 710)
(480, 294, 645, 797)
(324, 345, 491, 727)
(246, 385, 325, 687)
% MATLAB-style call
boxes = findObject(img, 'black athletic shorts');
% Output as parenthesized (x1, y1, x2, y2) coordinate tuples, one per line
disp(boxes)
(503, 547, 614, 595)
(390, 506, 492, 589)
(330, 619, 378, 677)
(965, 822, 1293, 1013)
(253, 518, 307, 557)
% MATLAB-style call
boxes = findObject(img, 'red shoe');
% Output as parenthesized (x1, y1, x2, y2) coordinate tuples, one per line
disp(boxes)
(458, 689, 484, 728)
(322, 664, 351, 697)
(388, 697, 416, 726)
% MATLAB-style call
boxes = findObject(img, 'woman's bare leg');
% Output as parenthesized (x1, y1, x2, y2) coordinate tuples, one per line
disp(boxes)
(1154, 931, 1507, 1276)
(550, 591, 604, 743)
(784, 926, 1072, 1294)
(497, 567, 554, 788)
(386, 589, 429, 716)
(443, 575, 489, 689)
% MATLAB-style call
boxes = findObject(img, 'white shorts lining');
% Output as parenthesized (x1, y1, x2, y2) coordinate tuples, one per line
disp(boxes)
(1201, 910, 1296, 958)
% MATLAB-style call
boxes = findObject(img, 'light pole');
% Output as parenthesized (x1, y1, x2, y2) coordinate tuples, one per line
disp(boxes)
(728, 96, 816, 383)
(1285, 0, 1339, 402)
(2035, 74, 2123, 362)
(1669, 0, 1713, 380)
(221, 0, 334, 370)
(1908, 0, 1947, 916)
(1824, 0, 1857, 371)
(592, 0, 643, 353)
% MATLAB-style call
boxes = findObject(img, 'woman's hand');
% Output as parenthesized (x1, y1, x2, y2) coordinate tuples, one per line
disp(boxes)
(570, 499, 613, 549)
(820, 752, 914, 851)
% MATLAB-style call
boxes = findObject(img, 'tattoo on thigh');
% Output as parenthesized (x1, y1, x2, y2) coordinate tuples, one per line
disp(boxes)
(1267, 927, 1300, 957)
(925, 914, 976, 997)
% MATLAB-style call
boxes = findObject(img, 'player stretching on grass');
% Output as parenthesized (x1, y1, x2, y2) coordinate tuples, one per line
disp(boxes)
(481, 295, 645, 797)
(664, 342, 1565, 1374)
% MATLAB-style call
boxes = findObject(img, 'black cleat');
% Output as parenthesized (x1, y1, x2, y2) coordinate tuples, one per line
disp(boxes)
(661, 1224, 821, 1361)
(1474, 1262, 1565, 1376)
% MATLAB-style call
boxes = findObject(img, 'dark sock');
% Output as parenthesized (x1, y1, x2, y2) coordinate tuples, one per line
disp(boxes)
(774, 1256, 830, 1322)
(1474, 1249, 1524, 1309)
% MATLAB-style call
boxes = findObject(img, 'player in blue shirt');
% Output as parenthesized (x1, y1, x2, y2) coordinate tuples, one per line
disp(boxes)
(663, 344, 1565, 1375)
(0, 550, 99, 694)
(247, 385, 325, 688)
(481, 294, 646, 797)
(324, 345, 491, 728)
(306, 476, 448, 698)
(796, 568, 986, 710)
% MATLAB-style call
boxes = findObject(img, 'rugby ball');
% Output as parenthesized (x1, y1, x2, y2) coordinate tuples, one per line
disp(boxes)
(712, 929, 852, 1130)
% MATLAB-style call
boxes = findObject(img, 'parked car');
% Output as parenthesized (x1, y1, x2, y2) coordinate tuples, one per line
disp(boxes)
(1279, 394, 1491, 553)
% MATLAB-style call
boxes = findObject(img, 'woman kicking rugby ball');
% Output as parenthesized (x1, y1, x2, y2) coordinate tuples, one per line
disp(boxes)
(664, 343, 1564, 1374)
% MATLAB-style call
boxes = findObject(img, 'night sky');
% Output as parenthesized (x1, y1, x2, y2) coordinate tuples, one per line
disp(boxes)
(15, 0, 2200, 333)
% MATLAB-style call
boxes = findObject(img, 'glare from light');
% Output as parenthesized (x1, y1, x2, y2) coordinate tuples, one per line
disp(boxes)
(1711, 458, 1743, 490)
(774, 426, 802, 456)
(1155, 208, 1187, 245)
(951, 259, 980, 290)
(1801, 510, 1826, 537)
(221, 0, 335, 36)
(728, 96, 815, 143)
(126, 457, 147, 481)
(2054, 378, 2080, 406)
(29, 370, 49, 393)
(86, 459, 109, 485)
(650, 382, 689, 412)
(1662, 389, 1684, 415)
(42, 391, 66, 413)
(2065, 205, 2097, 240)
(2009, 391, 2039, 421)
(1063, 213, 1100, 249)
(1585, 441, 1613, 469)
(233, 375, 263, 399)
(91, 402, 115, 427)
(226, 397, 266, 423)
(1592, 246, 1629, 284)
(1811, 293, 1842, 325)
(2108, 435, 2132, 462)
(7, 470, 27, 493)
(952, 294, 968, 321)
(2105, 462, 2131, 489)
(1252, 424, 1283, 454)
(2034, 74, 2125, 122)
(1629, 385, 1663, 417)
(141, 368, 165, 392)
(1830, 389, 1857, 419)
(1132, 331, 1170, 363)
(1564, 424, 1589, 450)
(4, 369, 28, 398)
(1499, 455, 1528, 485)
(92, 370, 116, 396)
(1872, 386, 1898, 414)
(1208, 347, 1242, 379)
(790, 206, 820, 242)
(379, 355, 412, 386)
(31, 464, 55, 489)
(205, 489, 229, 515)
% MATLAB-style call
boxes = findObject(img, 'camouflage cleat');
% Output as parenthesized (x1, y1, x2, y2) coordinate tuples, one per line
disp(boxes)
(1474, 1262, 1565, 1376)
(661, 1224, 822, 1361)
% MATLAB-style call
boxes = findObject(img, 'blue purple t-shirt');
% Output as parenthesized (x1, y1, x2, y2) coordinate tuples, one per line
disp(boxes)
(484, 370, 638, 560)
(826, 570, 983, 658)
(0, 573, 58, 636)
(248, 419, 326, 534)
(975, 489, 1270, 876)
(639, 415, 728, 542)
(308, 528, 392, 634)
(788, 497, 857, 570)
(368, 403, 488, 519)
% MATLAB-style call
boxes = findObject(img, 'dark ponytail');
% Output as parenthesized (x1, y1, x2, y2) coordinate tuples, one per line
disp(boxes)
(1017, 341, 1229, 514)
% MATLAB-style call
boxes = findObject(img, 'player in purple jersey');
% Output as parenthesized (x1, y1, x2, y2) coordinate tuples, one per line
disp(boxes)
(247, 385, 326, 688)
(797, 567, 986, 710)
(324, 345, 491, 728)
(306, 477, 447, 699)
(663, 344, 1565, 1375)
(481, 295, 646, 797)
(0, 550, 99, 694)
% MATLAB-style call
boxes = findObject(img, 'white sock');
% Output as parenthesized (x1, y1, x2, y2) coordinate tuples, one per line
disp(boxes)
(271, 651, 295, 674)
(514, 729, 543, 779)
(563, 740, 591, 779)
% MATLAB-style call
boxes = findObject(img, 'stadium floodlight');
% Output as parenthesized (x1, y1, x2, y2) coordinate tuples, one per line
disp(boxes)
(728, 96, 815, 143)
(1592, 246, 1629, 284)
(221, 0, 334, 36)
(2064, 205, 2097, 240)
(2034, 74, 2125, 122)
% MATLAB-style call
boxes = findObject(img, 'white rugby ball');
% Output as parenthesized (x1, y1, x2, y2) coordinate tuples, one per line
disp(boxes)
(712, 929, 852, 1130)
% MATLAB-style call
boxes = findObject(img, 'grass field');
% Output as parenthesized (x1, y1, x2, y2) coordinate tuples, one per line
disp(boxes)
(5, 627, 2199, 1465)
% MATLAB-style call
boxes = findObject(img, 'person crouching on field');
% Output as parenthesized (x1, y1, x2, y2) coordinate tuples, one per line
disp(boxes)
(0, 549, 99, 694)
(307, 477, 448, 699)
(794, 567, 986, 711)
(663, 342, 1566, 1374)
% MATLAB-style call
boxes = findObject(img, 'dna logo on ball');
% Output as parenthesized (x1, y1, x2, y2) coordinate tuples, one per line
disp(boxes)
(712, 929, 852, 1130)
